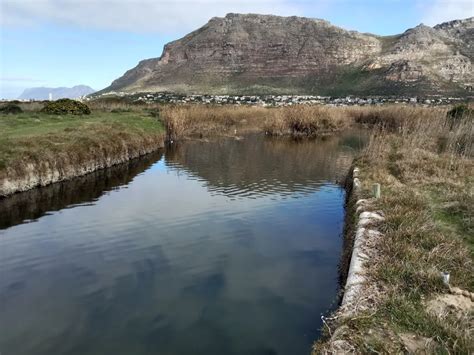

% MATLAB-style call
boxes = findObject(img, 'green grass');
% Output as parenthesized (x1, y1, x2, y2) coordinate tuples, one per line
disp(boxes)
(0, 111, 162, 139)
(0, 110, 164, 182)
(428, 185, 474, 254)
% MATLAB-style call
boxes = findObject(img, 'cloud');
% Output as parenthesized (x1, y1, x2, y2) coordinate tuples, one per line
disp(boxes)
(1, 0, 305, 34)
(420, 0, 474, 26)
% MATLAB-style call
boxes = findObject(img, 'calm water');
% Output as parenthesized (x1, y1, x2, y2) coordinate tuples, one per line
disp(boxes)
(0, 132, 365, 355)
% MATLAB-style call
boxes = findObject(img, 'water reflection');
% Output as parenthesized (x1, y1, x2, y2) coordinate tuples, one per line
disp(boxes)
(0, 151, 163, 230)
(0, 132, 366, 355)
(165, 132, 365, 198)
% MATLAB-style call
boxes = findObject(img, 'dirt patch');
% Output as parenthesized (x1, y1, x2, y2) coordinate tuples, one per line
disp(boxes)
(426, 293, 473, 317)
(399, 333, 433, 354)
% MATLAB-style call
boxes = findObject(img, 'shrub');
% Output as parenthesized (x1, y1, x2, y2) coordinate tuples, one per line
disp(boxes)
(0, 103, 23, 114)
(41, 99, 91, 115)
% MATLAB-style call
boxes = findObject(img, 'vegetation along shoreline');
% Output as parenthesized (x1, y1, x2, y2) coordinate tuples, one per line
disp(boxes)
(0, 99, 165, 197)
(315, 104, 473, 353)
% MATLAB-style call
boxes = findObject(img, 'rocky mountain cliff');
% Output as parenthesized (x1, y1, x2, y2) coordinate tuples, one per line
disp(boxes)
(19, 85, 95, 100)
(101, 14, 473, 96)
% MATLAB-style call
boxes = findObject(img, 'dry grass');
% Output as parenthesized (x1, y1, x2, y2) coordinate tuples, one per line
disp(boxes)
(349, 105, 444, 132)
(316, 104, 474, 353)
(16, 101, 45, 112)
(361, 105, 472, 158)
(87, 97, 154, 112)
(160, 105, 271, 141)
(264, 105, 350, 137)
(161, 104, 352, 141)
(160, 104, 458, 142)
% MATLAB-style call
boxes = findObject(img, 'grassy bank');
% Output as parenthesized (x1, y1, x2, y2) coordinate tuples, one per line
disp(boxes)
(0, 109, 164, 195)
(315, 105, 473, 353)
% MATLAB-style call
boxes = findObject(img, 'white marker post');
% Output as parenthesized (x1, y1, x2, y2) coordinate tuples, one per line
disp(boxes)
(373, 183, 381, 199)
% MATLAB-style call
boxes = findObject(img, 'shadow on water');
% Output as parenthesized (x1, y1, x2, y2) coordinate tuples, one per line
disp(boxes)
(0, 150, 163, 230)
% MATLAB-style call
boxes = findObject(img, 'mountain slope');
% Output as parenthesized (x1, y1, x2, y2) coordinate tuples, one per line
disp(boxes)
(19, 85, 96, 100)
(100, 14, 473, 96)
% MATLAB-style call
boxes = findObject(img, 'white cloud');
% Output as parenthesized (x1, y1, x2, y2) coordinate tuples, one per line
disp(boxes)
(1, 0, 304, 34)
(420, 0, 473, 26)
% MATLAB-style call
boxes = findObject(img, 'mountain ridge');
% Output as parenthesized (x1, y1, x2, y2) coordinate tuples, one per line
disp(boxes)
(99, 14, 473, 96)
(19, 85, 96, 100)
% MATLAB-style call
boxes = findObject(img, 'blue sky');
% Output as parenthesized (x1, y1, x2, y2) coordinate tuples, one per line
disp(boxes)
(1, 0, 473, 98)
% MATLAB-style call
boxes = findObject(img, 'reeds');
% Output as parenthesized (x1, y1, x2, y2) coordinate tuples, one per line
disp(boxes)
(161, 105, 271, 141)
(264, 105, 350, 137)
(161, 104, 352, 141)
(360, 105, 473, 168)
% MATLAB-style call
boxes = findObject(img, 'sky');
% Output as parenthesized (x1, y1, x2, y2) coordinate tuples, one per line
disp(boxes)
(1, 0, 473, 99)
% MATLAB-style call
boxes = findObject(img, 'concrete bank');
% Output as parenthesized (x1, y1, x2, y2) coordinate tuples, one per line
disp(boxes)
(0, 138, 164, 197)
(317, 166, 386, 353)
(339, 167, 385, 315)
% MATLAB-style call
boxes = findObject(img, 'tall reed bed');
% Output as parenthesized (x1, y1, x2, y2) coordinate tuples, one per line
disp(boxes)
(161, 104, 352, 141)
(160, 105, 271, 141)
(358, 105, 473, 171)
(264, 105, 351, 137)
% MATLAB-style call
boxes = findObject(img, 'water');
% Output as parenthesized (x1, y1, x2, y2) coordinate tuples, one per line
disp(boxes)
(0, 132, 366, 355)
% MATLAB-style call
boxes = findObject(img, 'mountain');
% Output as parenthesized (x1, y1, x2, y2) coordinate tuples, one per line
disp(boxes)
(19, 85, 96, 100)
(99, 14, 473, 96)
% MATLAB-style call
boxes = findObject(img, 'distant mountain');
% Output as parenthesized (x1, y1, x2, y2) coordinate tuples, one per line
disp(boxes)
(99, 14, 473, 96)
(19, 85, 95, 100)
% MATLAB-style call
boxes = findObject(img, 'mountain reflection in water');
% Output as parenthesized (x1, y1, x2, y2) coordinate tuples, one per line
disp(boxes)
(165, 132, 363, 198)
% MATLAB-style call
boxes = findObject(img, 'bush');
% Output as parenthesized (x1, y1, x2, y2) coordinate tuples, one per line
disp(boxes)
(41, 99, 91, 115)
(0, 103, 23, 114)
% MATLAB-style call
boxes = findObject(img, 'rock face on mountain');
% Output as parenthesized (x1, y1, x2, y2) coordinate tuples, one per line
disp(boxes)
(19, 85, 95, 100)
(101, 14, 473, 96)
